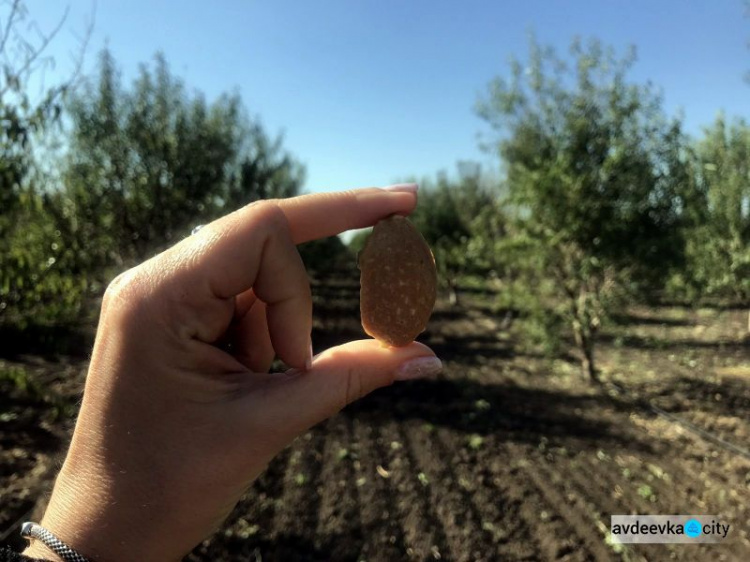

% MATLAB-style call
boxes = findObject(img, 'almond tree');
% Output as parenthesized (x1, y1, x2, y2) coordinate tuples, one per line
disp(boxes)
(477, 37, 691, 381)
(409, 163, 503, 306)
(0, 0, 89, 326)
(685, 115, 750, 328)
(61, 49, 305, 268)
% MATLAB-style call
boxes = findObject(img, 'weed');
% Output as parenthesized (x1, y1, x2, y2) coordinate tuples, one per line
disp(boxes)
(0, 365, 37, 396)
(468, 434, 484, 450)
(474, 399, 491, 411)
(637, 484, 657, 502)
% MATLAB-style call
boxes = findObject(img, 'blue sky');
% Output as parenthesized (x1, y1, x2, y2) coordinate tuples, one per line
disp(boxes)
(26, 0, 750, 194)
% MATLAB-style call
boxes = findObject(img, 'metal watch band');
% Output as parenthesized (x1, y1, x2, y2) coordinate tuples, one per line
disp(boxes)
(20, 522, 92, 562)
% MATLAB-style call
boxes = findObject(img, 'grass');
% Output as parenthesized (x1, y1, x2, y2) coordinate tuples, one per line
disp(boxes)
(0, 364, 38, 396)
(0, 363, 76, 421)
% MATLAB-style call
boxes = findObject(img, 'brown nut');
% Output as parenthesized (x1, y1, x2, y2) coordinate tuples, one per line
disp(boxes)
(358, 215, 437, 347)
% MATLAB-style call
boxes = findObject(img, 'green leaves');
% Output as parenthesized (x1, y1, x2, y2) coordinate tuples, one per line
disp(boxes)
(408, 164, 506, 301)
(681, 115, 750, 301)
(2, 43, 306, 329)
(477, 37, 692, 379)
(0, 194, 88, 327)
(62, 48, 306, 268)
(0, 1, 84, 327)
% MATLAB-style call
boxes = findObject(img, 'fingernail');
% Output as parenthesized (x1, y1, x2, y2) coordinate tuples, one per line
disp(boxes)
(395, 356, 442, 381)
(305, 340, 313, 371)
(382, 182, 419, 193)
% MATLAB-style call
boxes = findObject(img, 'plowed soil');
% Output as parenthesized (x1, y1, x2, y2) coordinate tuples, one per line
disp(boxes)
(2, 274, 749, 561)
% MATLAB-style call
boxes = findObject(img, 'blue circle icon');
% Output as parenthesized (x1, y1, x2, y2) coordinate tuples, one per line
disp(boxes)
(685, 519, 702, 538)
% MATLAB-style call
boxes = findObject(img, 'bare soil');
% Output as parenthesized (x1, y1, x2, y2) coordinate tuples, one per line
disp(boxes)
(2, 275, 749, 561)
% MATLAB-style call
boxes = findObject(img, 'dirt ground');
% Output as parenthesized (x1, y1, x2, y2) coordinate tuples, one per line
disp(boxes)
(1, 274, 749, 561)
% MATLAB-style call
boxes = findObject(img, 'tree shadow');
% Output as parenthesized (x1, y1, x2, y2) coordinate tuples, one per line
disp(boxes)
(0, 323, 94, 360)
(312, 320, 517, 369)
(635, 374, 750, 419)
(650, 298, 746, 312)
(598, 332, 750, 351)
(429, 308, 468, 322)
(455, 283, 501, 296)
(425, 333, 515, 366)
(0, 400, 61, 456)
(313, 302, 361, 321)
(345, 376, 655, 455)
(189, 532, 364, 562)
(611, 312, 695, 327)
(311, 281, 360, 302)
(311, 324, 367, 352)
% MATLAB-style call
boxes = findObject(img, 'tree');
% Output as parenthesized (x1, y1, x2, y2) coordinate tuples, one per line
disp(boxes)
(0, 0, 89, 326)
(684, 115, 750, 305)
(61, 49, 305, 269)
(0, 0, 70, 214)
(477, 37, 691, 381)
(409, 163, 504, 305)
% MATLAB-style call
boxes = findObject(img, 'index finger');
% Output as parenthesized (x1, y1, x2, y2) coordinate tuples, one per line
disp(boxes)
(166, 185, 418, 303)
(277, 185, 418, 244)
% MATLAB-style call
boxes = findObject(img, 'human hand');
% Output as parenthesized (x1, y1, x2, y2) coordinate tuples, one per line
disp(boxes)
(25, 187, 441, 562)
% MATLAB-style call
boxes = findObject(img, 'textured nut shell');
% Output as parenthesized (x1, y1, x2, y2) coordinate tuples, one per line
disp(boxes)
(359, 216, 437, 347)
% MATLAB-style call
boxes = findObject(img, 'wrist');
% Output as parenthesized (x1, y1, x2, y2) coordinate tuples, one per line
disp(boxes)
(34, 470, 129, 562)
(22, 542, 65, 562)
(37, 449, 188, 562)
(36, 464, 103, 561)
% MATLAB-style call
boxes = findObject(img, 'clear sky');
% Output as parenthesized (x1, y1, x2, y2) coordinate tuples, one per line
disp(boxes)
(26, 0, 750, 194)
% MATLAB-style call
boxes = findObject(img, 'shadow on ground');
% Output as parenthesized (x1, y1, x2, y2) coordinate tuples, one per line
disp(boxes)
(611, 311, 695, 327)
(0, 323, 94, 360)
(635, 374, 750, 418)
(599, 332, 750, 351)
(345, 376, 654, 455)
(189, 533, 365, 562)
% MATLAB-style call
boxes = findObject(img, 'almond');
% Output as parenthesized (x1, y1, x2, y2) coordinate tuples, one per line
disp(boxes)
(358, 216, 437, 346)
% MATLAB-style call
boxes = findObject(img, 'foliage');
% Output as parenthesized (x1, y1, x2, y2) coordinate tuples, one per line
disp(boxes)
(681, 115, 750, 302)
(298, 235, 351, 276)
(0, 363, 77, 420)
(2, 39, 307, 329)
(0, 0, 86, 326)
(0, 363, 36, 396)
(0, 0, 70, 215)
(1, 194, 88, 326)
(346, 166, 505, 305)
(61, 49, 306, 269)
(477, 37, 692, 380)
(348, 229, 371, 255)
(409, 163, 506, 304)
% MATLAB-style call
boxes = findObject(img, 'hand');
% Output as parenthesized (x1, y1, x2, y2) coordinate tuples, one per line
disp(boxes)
(25, 187, 441, 562)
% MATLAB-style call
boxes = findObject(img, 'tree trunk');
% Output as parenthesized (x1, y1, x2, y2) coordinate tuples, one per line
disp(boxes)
(573, 322, 599, 382)
(581, 340, 599, 382)
(448, 279, 459, 307)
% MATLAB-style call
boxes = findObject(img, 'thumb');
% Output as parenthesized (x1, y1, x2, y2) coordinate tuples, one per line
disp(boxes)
(249, 340, 441, 445)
